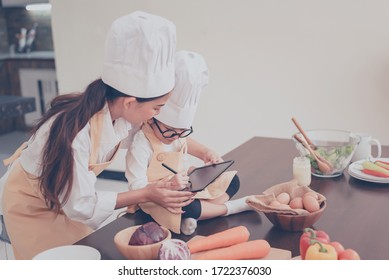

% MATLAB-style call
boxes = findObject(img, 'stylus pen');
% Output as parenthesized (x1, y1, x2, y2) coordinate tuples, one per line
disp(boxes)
(162, 163, 193, 190)
(161, 163, 178, 174)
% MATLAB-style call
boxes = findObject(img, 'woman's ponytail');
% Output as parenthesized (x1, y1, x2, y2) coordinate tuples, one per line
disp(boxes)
(34, 79, 107, 213)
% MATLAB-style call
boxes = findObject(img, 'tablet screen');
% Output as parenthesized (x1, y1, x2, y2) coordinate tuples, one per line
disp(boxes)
(188, 160, 234, 192)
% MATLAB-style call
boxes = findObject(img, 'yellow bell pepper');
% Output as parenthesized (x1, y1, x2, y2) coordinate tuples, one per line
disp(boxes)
(305, 241, 337, 260)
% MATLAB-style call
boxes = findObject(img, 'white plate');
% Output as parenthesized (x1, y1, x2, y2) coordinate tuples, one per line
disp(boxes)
(348, 158, 389, 184)
(32, 245, 101, 260)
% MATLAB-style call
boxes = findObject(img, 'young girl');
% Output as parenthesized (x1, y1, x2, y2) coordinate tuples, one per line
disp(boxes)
(0, 11, 193, 259)
(125, 50, 252, 235)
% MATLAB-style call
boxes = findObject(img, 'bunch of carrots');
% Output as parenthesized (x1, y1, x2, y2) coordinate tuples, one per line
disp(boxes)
(187, 226, 270, 260)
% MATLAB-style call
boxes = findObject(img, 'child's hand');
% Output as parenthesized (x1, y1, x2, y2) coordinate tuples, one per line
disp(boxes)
(203, 149, 223, 165)
(187, 166, 196, 174)
(168, 172, 190, 190)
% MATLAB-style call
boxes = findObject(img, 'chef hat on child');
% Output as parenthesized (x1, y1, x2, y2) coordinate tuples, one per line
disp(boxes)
(102, 11, 176, 98)
(156, 50, 209, 128)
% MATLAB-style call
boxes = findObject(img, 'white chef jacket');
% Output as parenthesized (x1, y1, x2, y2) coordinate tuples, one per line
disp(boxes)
(125, 129, 188, 190)
(8, 104, 139, 229)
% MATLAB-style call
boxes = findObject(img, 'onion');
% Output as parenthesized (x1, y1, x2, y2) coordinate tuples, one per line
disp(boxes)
(158, 239, 191, 260)
(128, 222, 167, 245)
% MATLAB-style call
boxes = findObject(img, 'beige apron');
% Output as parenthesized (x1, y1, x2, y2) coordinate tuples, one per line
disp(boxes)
(2, 110, 120, 259)
(138, 123, 236, 234)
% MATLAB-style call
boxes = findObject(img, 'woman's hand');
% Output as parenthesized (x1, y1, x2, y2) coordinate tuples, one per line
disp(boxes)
(145, 177, 194, 213)
(168, 172, 190, 190)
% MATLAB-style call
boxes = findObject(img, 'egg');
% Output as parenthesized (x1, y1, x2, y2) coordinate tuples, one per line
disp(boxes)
(289, 197, 304, 209)
(303, 191, 319, 200)
(276, 192, 291, 204)
(302, 195, 320, 212)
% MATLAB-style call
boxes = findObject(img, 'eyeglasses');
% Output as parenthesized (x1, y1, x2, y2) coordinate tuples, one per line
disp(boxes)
(152, 118, 193, 138)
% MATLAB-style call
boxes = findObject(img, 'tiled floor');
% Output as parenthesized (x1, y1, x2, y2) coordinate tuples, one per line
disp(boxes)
(0, 131, 128, 260)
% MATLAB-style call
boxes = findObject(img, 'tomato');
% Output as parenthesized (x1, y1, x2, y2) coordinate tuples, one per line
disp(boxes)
(338, 249, 361, 260)
(329, 241, 345, 255)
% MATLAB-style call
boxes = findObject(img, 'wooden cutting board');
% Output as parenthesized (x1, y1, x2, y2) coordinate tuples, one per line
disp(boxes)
(188, 236, 291, 260)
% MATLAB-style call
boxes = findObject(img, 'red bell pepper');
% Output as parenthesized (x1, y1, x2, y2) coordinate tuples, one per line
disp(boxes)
(299, 228, 330, 260)
(362, 169, 389, 178)
(329, 241, 345, 255)
(338, 248, 361, 260)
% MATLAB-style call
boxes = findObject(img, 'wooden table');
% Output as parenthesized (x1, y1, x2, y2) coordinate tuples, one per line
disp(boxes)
(75, 136, 389, 260)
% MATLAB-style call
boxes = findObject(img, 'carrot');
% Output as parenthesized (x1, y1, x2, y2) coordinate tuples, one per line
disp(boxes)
(192, 239, 271, 260)
(362, 169, 389, 178)
(188, 226, 250, 254)
(375, 160, 389, 171)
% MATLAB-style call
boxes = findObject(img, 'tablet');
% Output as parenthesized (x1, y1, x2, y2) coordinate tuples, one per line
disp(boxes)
(187, 160, 235, 192)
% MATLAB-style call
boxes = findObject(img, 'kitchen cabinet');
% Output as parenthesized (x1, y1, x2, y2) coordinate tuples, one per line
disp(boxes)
(1, 0, 48, 7)
(0, 51, 56, 134)
(0, 95, 35, 118)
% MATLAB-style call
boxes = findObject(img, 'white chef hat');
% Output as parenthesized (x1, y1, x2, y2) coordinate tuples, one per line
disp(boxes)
(102, 11, 176, 98)
(156, 50, 209, 128)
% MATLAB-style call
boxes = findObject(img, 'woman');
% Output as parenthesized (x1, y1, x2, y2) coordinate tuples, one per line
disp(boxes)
(1, 11, 192, 260)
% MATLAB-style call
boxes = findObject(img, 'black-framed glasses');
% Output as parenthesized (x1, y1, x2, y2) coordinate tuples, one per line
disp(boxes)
(152, 118, 193, 138)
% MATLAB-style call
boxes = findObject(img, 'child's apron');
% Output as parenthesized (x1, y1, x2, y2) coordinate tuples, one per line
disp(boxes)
(138, 123, 236, 234)
(2, 110, 120, 259)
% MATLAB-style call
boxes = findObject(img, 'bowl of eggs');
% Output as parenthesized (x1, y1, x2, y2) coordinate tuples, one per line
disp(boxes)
(264, 192, 326, 232)
(247, 180, 326, 231)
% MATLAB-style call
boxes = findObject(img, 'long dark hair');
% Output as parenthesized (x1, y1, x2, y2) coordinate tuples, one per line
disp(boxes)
(32, 78, 164, 213)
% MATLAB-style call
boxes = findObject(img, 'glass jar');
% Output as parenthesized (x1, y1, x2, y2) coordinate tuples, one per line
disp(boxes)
(293, 157, 311, 187)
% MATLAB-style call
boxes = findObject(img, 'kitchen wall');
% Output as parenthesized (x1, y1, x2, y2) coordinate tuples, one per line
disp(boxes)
(51, 0, 389, 156)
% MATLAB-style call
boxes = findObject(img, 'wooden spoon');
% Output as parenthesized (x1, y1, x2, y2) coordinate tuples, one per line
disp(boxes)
(293, 134, 333, 175)
(291, 117, 317, 150)
(291, 117, 334, 170)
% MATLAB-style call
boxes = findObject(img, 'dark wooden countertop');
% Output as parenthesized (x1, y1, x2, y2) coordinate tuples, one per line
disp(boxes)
(76, 136, 389, 260)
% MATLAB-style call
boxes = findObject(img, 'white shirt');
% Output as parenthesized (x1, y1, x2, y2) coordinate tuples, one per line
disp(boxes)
(16, 105, 139, 229)
(125, 129, 187, 190)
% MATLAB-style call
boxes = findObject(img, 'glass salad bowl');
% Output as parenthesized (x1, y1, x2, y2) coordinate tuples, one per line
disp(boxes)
(292, 129, 360, 177)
